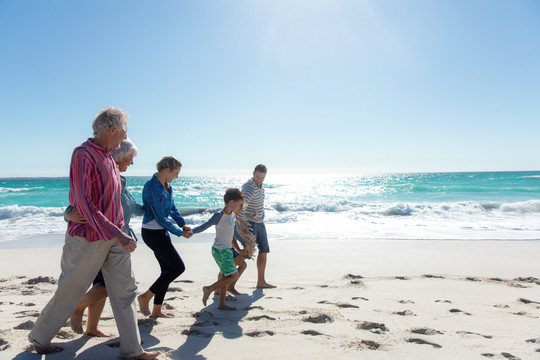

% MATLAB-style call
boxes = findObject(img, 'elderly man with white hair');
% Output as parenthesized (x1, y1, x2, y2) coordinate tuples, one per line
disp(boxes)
(66, 138, 144, 338)
(28, 107, 159, 359)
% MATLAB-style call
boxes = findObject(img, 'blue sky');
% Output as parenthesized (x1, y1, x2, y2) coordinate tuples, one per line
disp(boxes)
(0, 0, 539, 177)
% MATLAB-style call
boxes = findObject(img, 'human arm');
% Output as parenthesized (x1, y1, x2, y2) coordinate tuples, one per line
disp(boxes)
(70, 155, 123, 240)
(232, 237, 248, 256)
(234, 225, 247, 247)
(191, 212, 222, 235)
(64, 205, 88, 224)
(132, 203, 145, 217)
(143, 183, 184, 237)
(113, 231, 137, 253)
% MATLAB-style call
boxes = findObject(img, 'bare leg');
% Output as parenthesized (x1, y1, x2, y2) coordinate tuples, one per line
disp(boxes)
(228, 257, 247, 295)
(86, 296, 113, 337)
(150, 304, 172, 318)
(70, 284, 108, 334)
(214, 272, 224, 296)
(256, 253, 276, 288)
(202, 272, 239, 308)
(137, 290, 154, 316)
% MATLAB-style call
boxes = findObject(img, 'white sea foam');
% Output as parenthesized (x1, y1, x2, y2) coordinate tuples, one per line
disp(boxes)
(0, 187, 44, 194)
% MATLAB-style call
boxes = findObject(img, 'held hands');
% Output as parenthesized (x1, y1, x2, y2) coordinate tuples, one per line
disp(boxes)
(66, 208, 88, 224)
(182, 225, 193, 239)
(114, 231, 137, 253)
(237, 248, 248, 256)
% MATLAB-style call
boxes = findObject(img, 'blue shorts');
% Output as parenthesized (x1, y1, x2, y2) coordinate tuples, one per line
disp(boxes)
(250, 221, 270, 253)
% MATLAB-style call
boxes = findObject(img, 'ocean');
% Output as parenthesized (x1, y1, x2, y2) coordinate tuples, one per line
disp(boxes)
(1, 171, 539, 246)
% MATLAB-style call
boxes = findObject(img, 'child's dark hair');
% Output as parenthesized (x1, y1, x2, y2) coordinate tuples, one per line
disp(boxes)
(224, 188, 244, 203)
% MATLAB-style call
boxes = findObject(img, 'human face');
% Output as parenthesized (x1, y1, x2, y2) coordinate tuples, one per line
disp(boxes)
(112, 126, 127, 149)
(253, 171, 266, 187)
(117, 152, 135, 173)
(230, 200, 244, 216)
(166, 167, 181, 183)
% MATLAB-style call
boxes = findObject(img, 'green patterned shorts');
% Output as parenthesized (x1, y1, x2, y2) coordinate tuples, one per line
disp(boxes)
(211, 247, 237, 277)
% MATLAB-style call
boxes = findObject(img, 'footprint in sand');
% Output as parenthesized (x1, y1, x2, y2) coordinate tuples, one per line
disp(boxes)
(336, 303, 359, 308)
(481, 352, 521, 359)
(449, 308, 472, 316)
(344, 274, 364, 280)
(352, 297, 369, 301)
(411, 328, 443, 336)
(518, 298, 540, 305)
(55, 329, 76, 340)
(26, 276, 56, 285)
(13, 320, 34, 330)
(456, 330, 492, 339)
(394, 310, 416, 316)
(0, 338, 10, 351)
(302, 330, 325, 336)
(105, 340, 121, 348)
(395, 276, 410, 280)
(182, 329, 211, 337)
(137, 318, 158, 326)
(361, 340, 381, 350)
(357, 321, 388, 334)
(245, 330, 275, 337)
(246, 315, 276, 321)
(406, 338, 442, 349)
(399, 300, 415, 304)
(465, 277, 481, 282)
(174, 279, 194, 283)
(423, 274, 445, 279)
(514, 276, 540, 285)
(243, 305, 264, 311)
(304, 314, 333, 324)
(13, 310, 39, 318)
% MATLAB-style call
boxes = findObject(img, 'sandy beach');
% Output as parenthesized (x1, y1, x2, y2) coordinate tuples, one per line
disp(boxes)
(0, 237, 539, 360)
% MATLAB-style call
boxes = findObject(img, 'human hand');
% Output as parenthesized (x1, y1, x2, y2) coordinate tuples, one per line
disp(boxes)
(182, 229, 193, 239)
(238, 248, 248, 256)
(114, 232, 137, 253)
(66, 208, 87, 224)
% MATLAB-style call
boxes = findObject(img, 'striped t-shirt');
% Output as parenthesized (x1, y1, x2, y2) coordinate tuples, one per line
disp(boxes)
(68, 139, 124, 242)
(241, 178, 265, 223)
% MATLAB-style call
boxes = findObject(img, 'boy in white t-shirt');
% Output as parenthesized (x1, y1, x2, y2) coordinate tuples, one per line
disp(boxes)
(192, 188, 248, 310)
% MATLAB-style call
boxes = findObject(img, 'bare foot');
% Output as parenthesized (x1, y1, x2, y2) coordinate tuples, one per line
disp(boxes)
(134, 350, 160, 359)
(149, 312, 173, 318)
(202, 286, 211, 306)
(69, 310, 84, 334)
(256, 282, 276, 289)
(138, 294, 151, 316)
(34, 344, 63, 354)
(85, 329, 114, 337)
(217, 304, 236, 310)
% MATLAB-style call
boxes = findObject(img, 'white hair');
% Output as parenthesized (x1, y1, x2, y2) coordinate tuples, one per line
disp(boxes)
(111, 138, 138, 163)
(92, 106, 129, 138)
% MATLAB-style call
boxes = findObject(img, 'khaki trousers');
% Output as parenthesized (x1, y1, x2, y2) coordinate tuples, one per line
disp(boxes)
(29, 233, 143, 358)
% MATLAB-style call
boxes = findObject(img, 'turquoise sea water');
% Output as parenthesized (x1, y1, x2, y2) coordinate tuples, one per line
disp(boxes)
(1, 171, 539, 243)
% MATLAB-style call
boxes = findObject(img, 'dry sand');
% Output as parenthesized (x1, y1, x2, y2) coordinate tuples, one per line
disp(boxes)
(0, 238, 539, 360)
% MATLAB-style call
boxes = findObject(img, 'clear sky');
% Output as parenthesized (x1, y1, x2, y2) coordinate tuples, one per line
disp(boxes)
(0, 0, 539, 177)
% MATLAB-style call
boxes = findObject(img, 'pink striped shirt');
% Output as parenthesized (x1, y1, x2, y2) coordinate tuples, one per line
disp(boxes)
(68, 139, 124, 242)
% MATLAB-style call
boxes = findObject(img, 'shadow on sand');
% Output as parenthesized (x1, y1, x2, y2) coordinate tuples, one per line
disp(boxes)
(166, 288, 265, 359)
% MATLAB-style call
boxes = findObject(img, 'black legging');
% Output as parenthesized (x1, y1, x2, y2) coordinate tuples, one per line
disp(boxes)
(141, 228, 185, 305)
